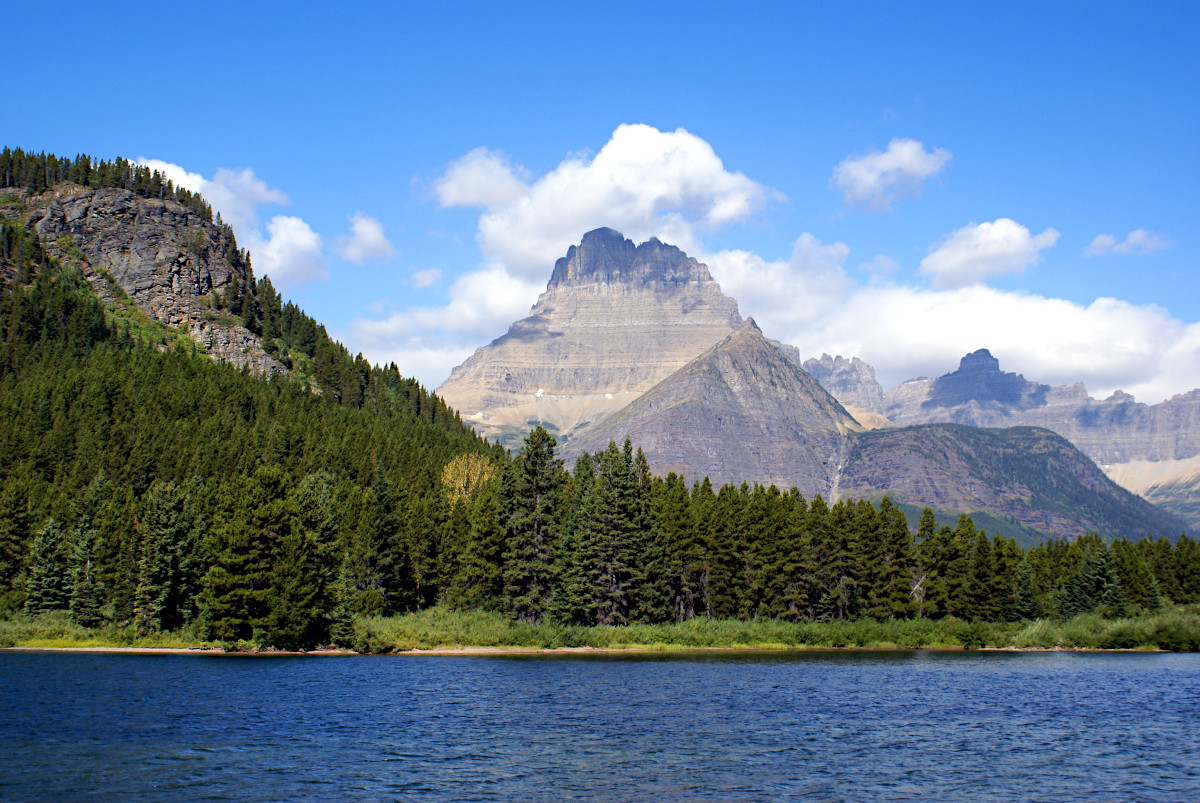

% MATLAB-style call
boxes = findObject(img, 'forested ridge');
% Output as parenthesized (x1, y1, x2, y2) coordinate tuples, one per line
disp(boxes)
(2, 153, 1198, 651)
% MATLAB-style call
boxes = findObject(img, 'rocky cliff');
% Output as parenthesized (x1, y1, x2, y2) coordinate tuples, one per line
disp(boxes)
(436, 227, 742, 447)
(2, 184, 283, 375)
(802, 353, 886, 413)
(563, 318, 862, 495)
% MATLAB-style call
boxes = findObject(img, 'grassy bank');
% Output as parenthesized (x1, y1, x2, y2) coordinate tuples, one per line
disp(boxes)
(350, 605, 1200, 653)
(4, 606, 1198, 653)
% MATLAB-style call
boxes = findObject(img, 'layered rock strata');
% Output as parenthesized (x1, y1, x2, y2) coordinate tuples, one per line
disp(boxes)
(436, 228, 742, 446)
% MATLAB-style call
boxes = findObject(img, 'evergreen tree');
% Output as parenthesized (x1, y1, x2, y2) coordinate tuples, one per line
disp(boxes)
(502, 427, 563, 624)
(1010, 558, 1040, 620)
(199, 466, 289, 642)
(135, 480, 187, 633)
(870, 498, 915, 619)
(656, 473, 702, 622)
(24, 519, 69, 614)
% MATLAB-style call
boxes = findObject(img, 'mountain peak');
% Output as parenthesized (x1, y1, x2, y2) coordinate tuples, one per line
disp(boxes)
(958, 348, 1001, 373)
(438, 229, 742, 448)
(565, 309, 859, 493)
(547, 228, 717, 289)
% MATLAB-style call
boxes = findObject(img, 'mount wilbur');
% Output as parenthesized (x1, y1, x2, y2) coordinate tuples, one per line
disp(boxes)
(441, 228, 1190, 545)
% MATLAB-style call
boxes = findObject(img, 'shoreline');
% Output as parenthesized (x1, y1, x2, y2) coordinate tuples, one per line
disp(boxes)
(2, 643, 1167, 656)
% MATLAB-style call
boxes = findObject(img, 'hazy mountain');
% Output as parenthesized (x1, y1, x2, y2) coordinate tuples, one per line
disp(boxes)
(882, 348, 1200, 529)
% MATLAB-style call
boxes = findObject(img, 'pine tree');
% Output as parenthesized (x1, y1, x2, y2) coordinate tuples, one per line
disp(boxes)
(135, 480, 187, 634)
(199, 467, 289, 642)
(502, 427, 563, 624)
(871, 498, 915, 620)
(656, 473, 702, 622)
(25, 519, 69, 614)
(1010, 558, 1040, 620)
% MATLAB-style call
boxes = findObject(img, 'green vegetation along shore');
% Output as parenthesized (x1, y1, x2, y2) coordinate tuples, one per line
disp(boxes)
(5, 605, 1198, 654)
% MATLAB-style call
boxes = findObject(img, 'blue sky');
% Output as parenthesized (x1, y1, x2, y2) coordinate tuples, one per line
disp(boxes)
(7, 2, 1197, 401)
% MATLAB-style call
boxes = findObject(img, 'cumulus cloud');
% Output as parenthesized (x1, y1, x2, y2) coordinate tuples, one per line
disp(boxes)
(437, 147, 530, 208)
(137, 157, 326, 291)
(705, 233, 1198, 404)
(1085, 229, 1170, 257)
(245, 216, 327, 290)
(832, 138, 951, 211)
(435, 123, 771, 279)
(919, 218, 1059, 289)
(358, 128, 1198, 404)
(338, 213, 395, 263)
(359, 124, 773, 387)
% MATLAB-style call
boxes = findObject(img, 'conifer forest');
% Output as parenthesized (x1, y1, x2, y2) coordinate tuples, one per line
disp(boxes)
(1, 150, 1197, 650)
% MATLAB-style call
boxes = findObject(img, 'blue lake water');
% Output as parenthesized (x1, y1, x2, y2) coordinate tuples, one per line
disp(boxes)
(2, 649, 1198, 800)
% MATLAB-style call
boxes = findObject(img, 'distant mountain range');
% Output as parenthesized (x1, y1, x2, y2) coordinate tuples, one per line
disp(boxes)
(438, 228, 1193, 545)
(803, 347, 1200, 532)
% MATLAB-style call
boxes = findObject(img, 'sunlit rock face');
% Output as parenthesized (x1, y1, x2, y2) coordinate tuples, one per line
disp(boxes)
(12, 184, 284, 375)
(436, 228, 742, 448)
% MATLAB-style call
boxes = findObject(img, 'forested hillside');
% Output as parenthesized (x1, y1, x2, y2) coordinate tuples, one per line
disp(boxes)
(2, 152, 1197, 651)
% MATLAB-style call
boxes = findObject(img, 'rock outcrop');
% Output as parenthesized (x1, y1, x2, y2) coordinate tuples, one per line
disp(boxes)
(564, 318, 862, 496)
(7, 184, 284, 375)
(436, 228, 742, 447)
(802, 353, 886, 413)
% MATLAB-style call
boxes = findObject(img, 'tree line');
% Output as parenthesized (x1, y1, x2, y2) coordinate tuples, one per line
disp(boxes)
(2, 166, 1197, 650)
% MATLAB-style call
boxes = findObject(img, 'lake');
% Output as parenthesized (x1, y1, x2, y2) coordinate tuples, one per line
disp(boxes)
(2, 649, 1198, 800)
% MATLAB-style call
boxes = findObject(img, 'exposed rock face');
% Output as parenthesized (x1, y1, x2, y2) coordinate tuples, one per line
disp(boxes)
(436, 228, 742, 447)
(838, 425, 1188, 543)
(802, 353, 886, 413)
(883, 348, 1200, 529)
(564, 319, 862, 496)
(11, 184, 284, 375)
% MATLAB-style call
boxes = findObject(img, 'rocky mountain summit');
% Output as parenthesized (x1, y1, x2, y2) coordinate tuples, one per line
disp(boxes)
(565, 318, 862, 494)
(436, 227, 742, 447)
(3, 183, 283, 374)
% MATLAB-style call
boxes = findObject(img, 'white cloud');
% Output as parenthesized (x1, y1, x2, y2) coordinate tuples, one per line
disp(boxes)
(139, 158, 206, 194)
(338, 213, 395, 263)
(832, 138, 951, 211)
(350, 266, 544, 379)
(202, 168, 290, 233)
(245, 216, 326, 291)
(360, 124, 772, 386)
(436, 123, 771, 280)
(410, 268, 441, 288)
(361, 129, 1198, 404)
(705, 232, 1198, 404)
(919, 218, 1059, 289)
(1085, 229, 1170, 257)
(137, 158, 327, 291)
(859, 255, 900, 281)
(436, 147, 530, 208)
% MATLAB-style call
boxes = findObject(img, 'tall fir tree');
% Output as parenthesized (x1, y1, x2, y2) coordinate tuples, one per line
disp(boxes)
(502, 427, 563, 624)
